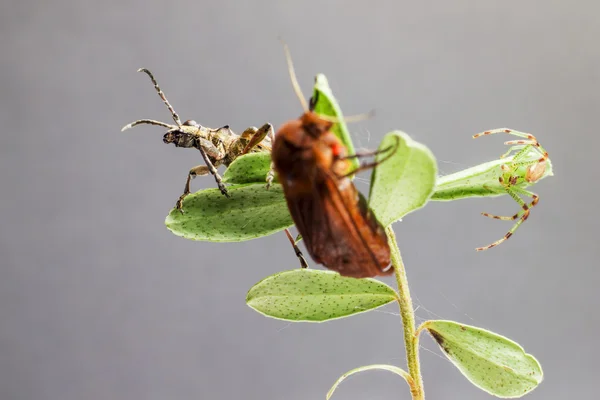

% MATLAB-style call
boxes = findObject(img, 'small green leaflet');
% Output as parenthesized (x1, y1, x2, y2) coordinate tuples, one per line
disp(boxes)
(246, 269, 397, 322)
(312, 74, 359, 172)
(165, 184, 292, 242)
(223, 152, 274, 185)
(369, 131, 437, 227)
(422, 320, 543, 398)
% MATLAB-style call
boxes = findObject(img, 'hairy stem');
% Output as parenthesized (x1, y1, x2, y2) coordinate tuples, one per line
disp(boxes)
(387, 226, 424, 400)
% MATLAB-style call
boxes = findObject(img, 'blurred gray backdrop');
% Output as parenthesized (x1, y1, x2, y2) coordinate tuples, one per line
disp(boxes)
(0, 1, 597, 399)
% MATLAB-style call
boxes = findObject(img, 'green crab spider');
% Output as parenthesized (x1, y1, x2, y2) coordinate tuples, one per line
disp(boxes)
(432, 128, 552, 251)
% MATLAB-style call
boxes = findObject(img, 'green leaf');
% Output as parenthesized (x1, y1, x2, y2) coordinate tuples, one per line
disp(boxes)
(369, 131, 437, 226)
(223, 152, 273, 185)
(421, 320, 543, 398)
(431, 151, 554, 201)
(165, 183, 292, 242)
(327, 364, 414, 400)
(246, 269, 397, 322)
(312, 74, 359, 171)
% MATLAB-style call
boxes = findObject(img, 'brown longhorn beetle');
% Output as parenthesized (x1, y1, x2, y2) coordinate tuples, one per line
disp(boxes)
(122, 68, 275, 210)
(271, 45, 399, 279)
(122, 68, 306, 268)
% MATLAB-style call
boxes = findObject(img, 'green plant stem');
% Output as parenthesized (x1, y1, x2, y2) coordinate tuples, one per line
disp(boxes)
(387, 226, 424, 400)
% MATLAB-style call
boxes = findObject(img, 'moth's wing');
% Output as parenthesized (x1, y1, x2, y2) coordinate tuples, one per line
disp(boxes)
(318, 174, 391, 278)
(285, 171, 391, 278)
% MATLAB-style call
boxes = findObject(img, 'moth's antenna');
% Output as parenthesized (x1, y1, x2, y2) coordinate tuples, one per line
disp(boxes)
(137, 68, 182, 127)
(280, 40, 309, 113)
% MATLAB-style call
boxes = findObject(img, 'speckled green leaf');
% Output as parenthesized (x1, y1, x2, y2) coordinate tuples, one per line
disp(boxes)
(165, 183, 292, 242)
(246, 269, 397, 322)
(422, 320, 543, 398)
(369, 131, 437, 226)
(223, 152, 273, 185)
(312, 74, 359, 171)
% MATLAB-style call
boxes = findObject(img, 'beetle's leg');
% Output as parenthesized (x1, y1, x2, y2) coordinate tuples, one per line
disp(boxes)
(242, 123, 273, 154)
(236, 123, 276, 189)
(284, 228, 309, 269)
(176, 128, 234, 210)
(245, 124, 277, 189)
(265, 166, 275, 189)
(176, 165, 209, 212)
(195, 137, 229, 198)
(197, 137, 226, 161)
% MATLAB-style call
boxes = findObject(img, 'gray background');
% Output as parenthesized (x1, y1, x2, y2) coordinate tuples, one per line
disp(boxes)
(0, 1, 597, 399)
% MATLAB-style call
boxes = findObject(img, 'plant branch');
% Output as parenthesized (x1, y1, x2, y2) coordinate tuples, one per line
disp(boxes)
(387, 226, 424, 400)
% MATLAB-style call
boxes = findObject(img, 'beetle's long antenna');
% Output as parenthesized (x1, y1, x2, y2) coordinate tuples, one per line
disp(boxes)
(121, 119, 173, 132)
(281, 41, 309, 113)
(137, 68, 182, 127)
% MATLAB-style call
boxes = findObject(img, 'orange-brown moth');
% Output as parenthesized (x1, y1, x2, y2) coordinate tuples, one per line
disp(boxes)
(271, 45, 394, 278)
